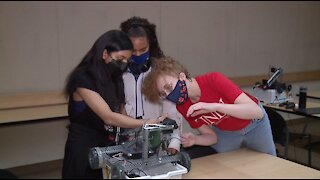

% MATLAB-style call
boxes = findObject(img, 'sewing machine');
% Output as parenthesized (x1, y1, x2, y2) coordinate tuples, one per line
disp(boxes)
(253, 67, 291, 104)
(88, 118, 191, 179)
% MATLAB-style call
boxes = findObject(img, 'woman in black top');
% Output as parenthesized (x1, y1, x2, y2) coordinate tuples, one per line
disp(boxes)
(62, 30, 165, 179)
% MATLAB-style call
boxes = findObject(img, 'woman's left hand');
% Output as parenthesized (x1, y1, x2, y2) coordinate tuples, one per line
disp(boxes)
(187, 102, 218, 117)
(181, 132, 196, 147)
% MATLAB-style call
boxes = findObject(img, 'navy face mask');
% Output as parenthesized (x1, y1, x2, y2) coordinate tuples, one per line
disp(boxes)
(129, 51, 151, 75)
(131, 51, 150, 64)
(166, 80, 188, 105)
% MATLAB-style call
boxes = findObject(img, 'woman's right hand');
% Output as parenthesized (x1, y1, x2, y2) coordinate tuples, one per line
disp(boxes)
(145, 114, 167, 125)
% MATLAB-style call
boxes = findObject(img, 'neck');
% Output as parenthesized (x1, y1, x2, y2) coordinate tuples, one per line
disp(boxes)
(186, 78, 201, 103)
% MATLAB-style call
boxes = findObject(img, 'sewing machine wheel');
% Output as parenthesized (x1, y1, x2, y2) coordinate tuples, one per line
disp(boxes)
(179, 151, 191, 172)
(111, 164, 126, 179)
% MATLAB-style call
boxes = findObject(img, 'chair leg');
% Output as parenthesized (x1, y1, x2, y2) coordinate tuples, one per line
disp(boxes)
(284, 128, 289, 159)
(308, 134, 311, 167)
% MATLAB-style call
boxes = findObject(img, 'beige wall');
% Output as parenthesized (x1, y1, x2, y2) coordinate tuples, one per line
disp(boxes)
(0, 1, 320, 93)
(0, 119, 69, 169)
(1, 1, 320, 169)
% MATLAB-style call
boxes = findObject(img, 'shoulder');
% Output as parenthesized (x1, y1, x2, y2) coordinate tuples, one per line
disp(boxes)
(206, 72, 226, 78)
(71, 68, 97, 91)
(196, 72, 225, 82)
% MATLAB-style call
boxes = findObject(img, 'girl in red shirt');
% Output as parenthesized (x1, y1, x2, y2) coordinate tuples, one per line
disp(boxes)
(143, 57, 276, 156)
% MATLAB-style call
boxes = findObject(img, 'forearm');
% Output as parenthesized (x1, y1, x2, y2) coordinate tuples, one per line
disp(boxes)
(78, 88, 149, 128)
(101, 111, 145, 128)
(194, 125, 217, 146)
(194, 133, 217, 146)
(169, 129, 181, 151)
(216, 103, 263, 120)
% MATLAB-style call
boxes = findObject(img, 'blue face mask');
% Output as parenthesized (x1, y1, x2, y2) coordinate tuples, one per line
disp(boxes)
(131, 51, 150, 64)
(166, 80, 188, 105)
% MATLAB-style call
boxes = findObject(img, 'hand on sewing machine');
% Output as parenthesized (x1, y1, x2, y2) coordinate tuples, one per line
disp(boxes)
(145, 114, 167, 125)
(161, 118, 179, 129)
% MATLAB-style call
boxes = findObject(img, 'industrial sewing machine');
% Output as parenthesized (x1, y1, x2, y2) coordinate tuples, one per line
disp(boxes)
(88, 118, 191, 179)
(253, 67, 292, 104)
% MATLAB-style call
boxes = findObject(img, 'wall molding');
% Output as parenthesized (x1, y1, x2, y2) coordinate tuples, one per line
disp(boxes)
(0, 70, 319, 124)
(230, 70, 320, 87)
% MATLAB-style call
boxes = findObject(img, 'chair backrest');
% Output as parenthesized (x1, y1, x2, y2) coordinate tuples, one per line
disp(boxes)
(264, 106, 287, 144)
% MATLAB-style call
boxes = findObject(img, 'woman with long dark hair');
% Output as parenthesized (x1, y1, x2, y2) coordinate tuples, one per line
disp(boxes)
(62, 30, 165, 179)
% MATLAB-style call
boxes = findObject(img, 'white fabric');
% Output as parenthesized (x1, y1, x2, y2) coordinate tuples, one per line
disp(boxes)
(123, 68, 183, 151)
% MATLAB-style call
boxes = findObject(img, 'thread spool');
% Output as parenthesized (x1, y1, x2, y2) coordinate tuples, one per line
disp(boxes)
(298, 86, 307, 109)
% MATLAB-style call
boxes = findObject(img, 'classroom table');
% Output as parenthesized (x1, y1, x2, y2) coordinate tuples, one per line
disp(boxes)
(263, 101, 320, 119)
(0, 104, 68, 125)
(0, 91, 68, 125)
(182, 148, 320, 179)
(297, 90, 320, 100)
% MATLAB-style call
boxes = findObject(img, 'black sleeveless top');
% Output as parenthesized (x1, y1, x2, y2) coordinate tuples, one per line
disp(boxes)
(68, 68, 122, 132)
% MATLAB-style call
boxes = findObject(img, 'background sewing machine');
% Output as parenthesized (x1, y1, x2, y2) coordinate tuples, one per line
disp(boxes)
(253, 67, 292, 104)
(88, 118, 191, 179)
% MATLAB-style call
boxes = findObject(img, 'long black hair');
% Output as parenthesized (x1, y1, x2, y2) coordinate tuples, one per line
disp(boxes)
(120, 16, 164, 59)
(64, 30, 133, 102)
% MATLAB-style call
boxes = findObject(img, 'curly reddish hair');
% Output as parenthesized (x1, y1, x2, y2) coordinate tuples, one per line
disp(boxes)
(142, 56, 190, 103)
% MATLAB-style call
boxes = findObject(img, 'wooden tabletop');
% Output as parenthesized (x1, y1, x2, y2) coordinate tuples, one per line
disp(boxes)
(0, 104, 68, 124)
(182, 148, 320, 179)
(0, 91, 67, 109)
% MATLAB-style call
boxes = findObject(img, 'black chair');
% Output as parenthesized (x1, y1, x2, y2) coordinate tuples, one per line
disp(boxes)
(264, 106, 290, 159)
(0, 169, 18, 179)
(265, 106, 314, 166)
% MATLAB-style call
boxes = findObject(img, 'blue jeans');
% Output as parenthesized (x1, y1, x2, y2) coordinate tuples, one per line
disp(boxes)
(211, 104, 276, 156)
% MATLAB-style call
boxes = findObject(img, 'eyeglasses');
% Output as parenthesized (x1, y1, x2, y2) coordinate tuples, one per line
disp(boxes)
(159, 82, 174, 100)
(159, 92, 167, 100)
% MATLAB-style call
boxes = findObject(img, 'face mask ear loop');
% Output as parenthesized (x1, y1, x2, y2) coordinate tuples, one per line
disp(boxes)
(141, 74, 145, 117)
(140, 58, 151, 73)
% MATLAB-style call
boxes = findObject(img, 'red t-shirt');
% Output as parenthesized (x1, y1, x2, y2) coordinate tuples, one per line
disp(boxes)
(176, 72, 259, 131)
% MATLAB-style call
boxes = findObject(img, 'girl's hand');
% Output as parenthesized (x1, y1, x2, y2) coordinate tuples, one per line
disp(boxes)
(181, 132, 196, 148)
(145, 114, 167, 125)
(187, 102, 218, 117)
